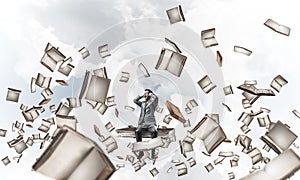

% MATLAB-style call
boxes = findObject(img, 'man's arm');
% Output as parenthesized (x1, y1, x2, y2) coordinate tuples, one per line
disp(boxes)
(133, 95, 143, 107)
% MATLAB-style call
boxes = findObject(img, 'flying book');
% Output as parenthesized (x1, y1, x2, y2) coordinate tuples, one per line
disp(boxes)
(260, 120, 297, 154)
(93, 67, 108, 79)
(270, 75, 288, 93)
(155, 48, 187, 77)
(40, 43, 66, 72)
(78, 47, 90, 59)
(264, 18, 291, 36)
(216, 51, 222, 67)
(240, 149, 300, 180)
(201, 28, 218, 48)
(165, 100, 186, 123)
(79, 71, 111, 103)
(6, 88, 21, 103)
(198, 75, 216, 94)
(166, 5, 185, 24)
(237, 84, 275, 96)
(119, 72, 130, 83)
(190, 115, 226, 154)
(98, 44, 111, 58)
(234, 46, 252, 56)
(32, 126, 116, 180)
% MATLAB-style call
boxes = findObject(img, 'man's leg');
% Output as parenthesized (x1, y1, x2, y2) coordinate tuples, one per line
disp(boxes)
(149, 126, 157, 139)
(135, 126, 144, 142)
(148, 126, 158, 159)
(135, 127, 144, 159)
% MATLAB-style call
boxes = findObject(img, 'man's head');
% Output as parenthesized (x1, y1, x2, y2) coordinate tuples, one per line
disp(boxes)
(144, 89, 152, 100)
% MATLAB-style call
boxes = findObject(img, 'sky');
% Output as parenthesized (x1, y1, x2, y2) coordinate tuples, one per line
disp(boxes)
(1, 0, 300, 179)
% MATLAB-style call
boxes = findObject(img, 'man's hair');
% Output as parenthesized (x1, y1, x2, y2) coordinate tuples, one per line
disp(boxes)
(144, 89, 153, 94)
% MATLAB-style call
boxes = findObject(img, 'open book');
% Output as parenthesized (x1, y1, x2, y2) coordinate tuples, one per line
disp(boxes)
(165, 100, 186, 123)
(201, 28, 218, 48)
(264, 18, 290, 36)
(190, 115, 226, 154)
(240, 149, 300, 180)
(79, 71, 111, 103)
(155, 48, 187, 77)
(32, 126, 115, 180)
(166, 5, 185, 24)
(260, 120, 297, 154)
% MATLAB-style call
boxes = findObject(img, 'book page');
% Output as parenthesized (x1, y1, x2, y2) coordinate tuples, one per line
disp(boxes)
(67, 147, 113, 180)
(33, 127, 95, 179)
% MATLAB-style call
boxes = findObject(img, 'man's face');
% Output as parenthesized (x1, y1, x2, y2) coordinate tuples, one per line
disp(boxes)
(144, 91, 149, 98)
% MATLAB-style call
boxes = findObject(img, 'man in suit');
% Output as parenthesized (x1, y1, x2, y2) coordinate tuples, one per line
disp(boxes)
(133, 89, 158, 159)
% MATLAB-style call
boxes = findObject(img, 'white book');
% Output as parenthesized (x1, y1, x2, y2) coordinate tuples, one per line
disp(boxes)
(0, 129, 7, 137)
(270, 75, 288, 93)
(260, 120, 297, 154)
(264, 18, 290, 36)
(35, 73, 52, 88)
(240, 149, 300, 180)
(132, 137, 164, 152)
(79, 71, 111, 103)
(234, 46, 252, 56)
(6, 88, 21, 103)
(78, 47, 90, 59)
(32, 126, 115, 180)
(119, 72, 130, 83)
(166, 5, 185, 24)
(175, 162, 187, 176)
(98, 44, 111, 58)
(201, 28, 218, 48)
(155, 48, 187, 77)
(191, 115, 226, 154)
(198, 75, 216, 94)
(58, 63, 74, 77)
(40, 45, 65, 72)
